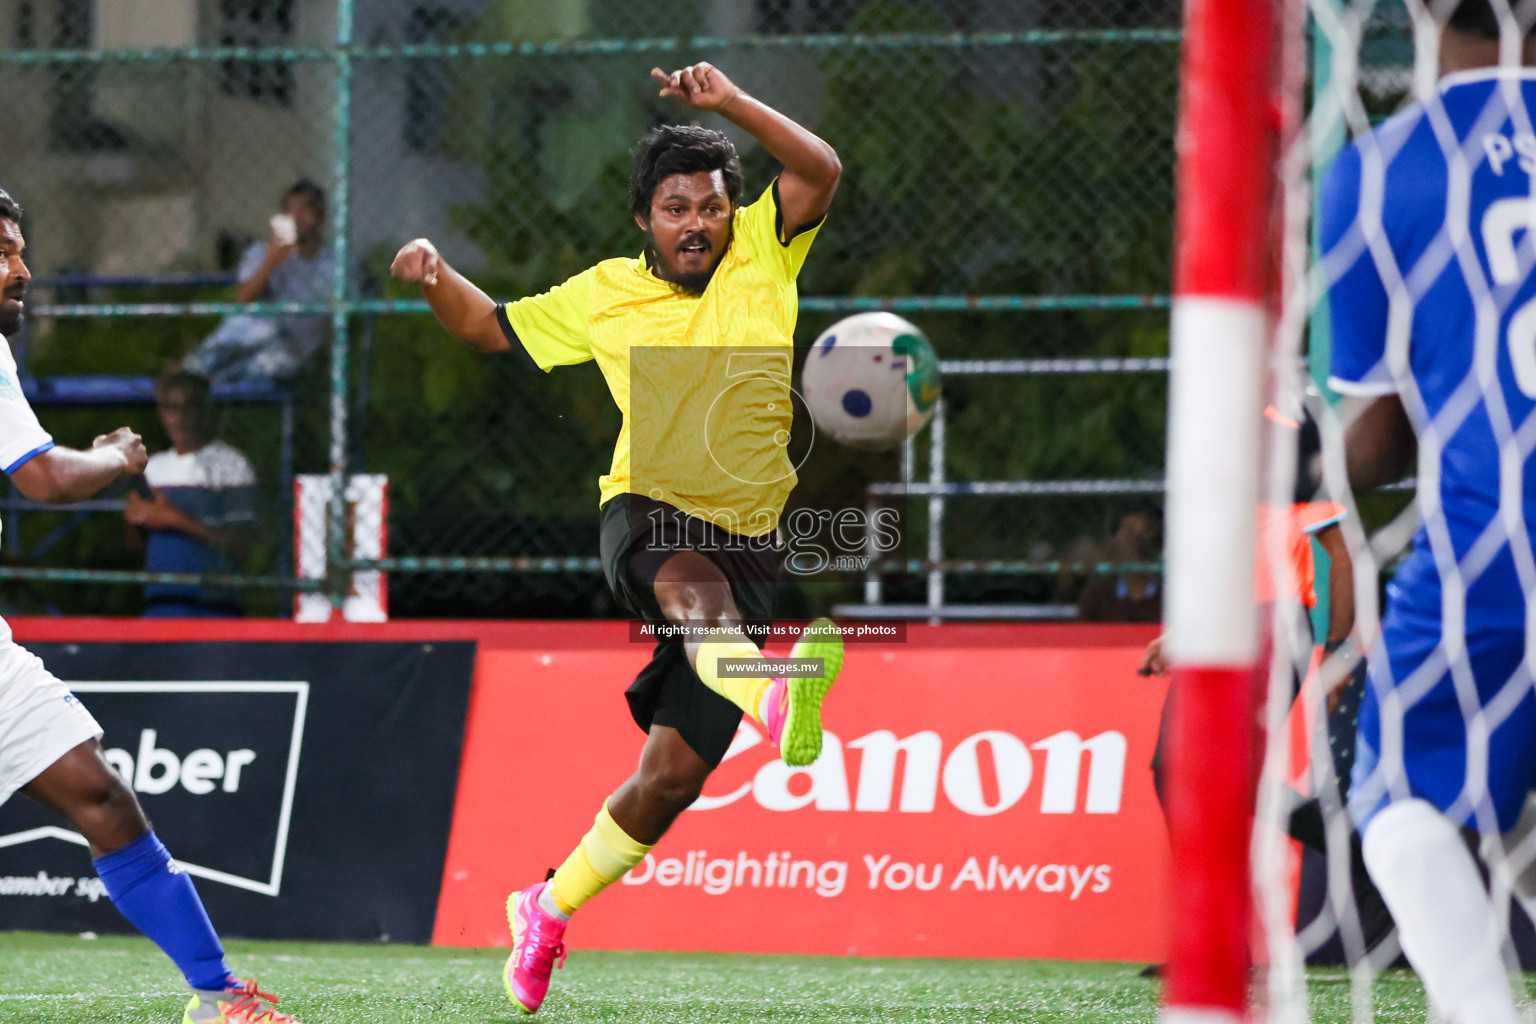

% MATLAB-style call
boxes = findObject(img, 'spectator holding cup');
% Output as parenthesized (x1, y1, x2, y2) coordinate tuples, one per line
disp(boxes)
(182, 179, 333, 385)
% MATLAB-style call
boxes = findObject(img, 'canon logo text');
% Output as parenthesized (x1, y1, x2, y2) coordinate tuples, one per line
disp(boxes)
(692, 725, 1126, 816)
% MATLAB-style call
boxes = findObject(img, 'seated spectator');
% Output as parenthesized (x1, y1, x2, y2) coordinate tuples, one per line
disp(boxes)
(1076, 507, 1162, 622)
(125, 372, 258, 617)
(183, 179, 332, 385)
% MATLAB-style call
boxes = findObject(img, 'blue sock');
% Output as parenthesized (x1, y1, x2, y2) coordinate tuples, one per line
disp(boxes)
(94, 831, 235, 992)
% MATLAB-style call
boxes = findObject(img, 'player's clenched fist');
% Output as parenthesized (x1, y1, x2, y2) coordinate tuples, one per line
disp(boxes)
(92, 427, 148, 476)
(391, 238, 441, 287)
(650, 62, 741, 113)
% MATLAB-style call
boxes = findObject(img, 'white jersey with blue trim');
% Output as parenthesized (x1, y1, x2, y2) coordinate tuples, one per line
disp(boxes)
(0, 333, 53, 644)
(0, 335, 52, 483)
(1321, 68, 1536, 631)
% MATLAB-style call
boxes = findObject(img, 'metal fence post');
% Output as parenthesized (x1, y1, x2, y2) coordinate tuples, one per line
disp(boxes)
(326, 0, 356, 611)
(863, 492, 882, 606)
(926, 397, 946, 625)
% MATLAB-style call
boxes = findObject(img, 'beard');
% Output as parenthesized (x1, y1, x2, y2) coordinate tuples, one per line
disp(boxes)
(646, 229, 730, 297)
(0, 293, 23, 337)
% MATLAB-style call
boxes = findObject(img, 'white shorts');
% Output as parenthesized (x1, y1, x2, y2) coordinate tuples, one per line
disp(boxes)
(0, 641, 102, 808)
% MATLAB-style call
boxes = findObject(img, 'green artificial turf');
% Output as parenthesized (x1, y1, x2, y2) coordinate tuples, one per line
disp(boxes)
(0, 930, 1478, 1023)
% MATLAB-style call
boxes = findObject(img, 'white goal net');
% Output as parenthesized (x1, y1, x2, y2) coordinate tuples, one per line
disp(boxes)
(1255, 1, 1536, 1021)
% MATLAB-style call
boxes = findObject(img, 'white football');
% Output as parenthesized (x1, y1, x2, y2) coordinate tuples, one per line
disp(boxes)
(801, 312, 942, 450)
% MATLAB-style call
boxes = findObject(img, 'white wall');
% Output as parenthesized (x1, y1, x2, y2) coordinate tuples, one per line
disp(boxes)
(96, 0, 197, 48)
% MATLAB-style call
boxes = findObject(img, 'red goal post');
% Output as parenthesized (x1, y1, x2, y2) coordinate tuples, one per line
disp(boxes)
(1163, 0, 1284, 1020)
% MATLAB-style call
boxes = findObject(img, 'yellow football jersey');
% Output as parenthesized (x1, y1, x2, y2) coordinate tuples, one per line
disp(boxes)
(499, 181, 823, 537)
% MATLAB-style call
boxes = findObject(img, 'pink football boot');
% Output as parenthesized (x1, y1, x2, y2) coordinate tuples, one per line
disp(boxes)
(503, 882, 568, 1014)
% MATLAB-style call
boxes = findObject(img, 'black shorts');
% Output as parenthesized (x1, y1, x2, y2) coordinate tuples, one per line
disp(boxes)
(599, 493, 782, 766)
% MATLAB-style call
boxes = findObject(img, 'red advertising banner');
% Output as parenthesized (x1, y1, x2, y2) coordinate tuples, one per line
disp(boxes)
(432, 624, 1170, 960)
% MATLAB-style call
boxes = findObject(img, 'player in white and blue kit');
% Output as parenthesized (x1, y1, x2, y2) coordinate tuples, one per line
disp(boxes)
(1321, 4, 1536, 1021)
(0, 189, 305, 1023)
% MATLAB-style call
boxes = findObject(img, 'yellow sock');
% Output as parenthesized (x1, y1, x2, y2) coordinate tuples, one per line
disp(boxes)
(548, 801, 653, 916)
(694, 629, 773, 722)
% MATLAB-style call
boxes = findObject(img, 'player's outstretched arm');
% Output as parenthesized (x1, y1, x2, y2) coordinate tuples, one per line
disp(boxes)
(11, 427, 147, 504)
(651, 63, 841, 237)
(1137, 635, 1169, 677)
(1342, 395, 1414, 494)
(1314, 523, 1355, 647)
(390, 238, 509, 354)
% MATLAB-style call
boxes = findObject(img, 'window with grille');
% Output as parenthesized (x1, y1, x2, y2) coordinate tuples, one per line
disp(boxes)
(219, 0, 296, 106)
(753, 0, 860, 33)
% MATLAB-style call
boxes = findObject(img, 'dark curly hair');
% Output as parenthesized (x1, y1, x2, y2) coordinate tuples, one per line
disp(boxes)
(155, 370, 212, 409)
(1449, 0, 1531, 38)
(284, 178, 326, 214)
(0, 189, 21, 225)
(630, 124, 745, 218)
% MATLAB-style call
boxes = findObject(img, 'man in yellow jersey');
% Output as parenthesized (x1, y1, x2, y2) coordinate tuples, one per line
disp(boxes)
(390, 62, 844, 1014)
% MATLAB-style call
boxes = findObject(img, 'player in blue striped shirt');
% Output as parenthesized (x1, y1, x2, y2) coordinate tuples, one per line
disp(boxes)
(1322, 3, 1536, 1020)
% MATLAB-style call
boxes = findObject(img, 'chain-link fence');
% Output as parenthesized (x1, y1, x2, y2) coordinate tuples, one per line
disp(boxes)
(0, 0, 1182, 620)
